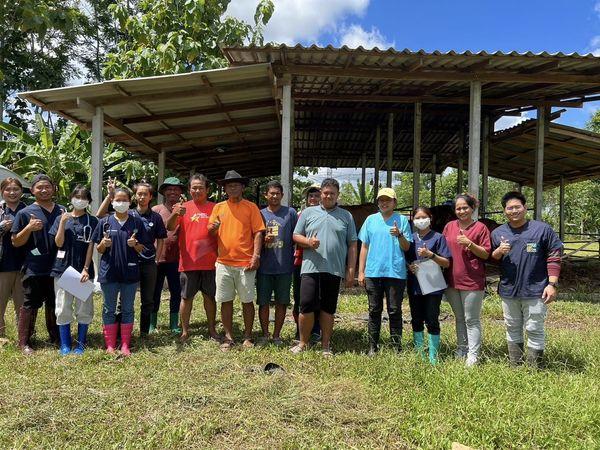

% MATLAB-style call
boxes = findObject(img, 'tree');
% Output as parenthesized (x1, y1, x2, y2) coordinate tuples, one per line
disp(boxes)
(102, 0, 274, 79)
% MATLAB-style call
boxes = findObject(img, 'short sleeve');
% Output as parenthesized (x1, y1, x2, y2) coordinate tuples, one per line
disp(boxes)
(545, 224, 563, 253)
(399, 215, 413, 242)
(294, 211, 307, 236)
(346, 212, 358, 243)
(135, 217, 151, 243)
(476, 223, 492, 253)
(153, 213, 168, 239)
(490, 228, 500, 250)
(208, 204, 220, 225)
(289, 208, 298, 231)
(250, 204, 266, 234)
(48, 215, 61, 237)
(11, 210, 27, 235)
(91, 218, 105, 243)
(435, 234, 452, 259)
(358, 216, 370, 244)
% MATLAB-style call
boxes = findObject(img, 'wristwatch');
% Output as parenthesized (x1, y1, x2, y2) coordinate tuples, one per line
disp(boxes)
(548, 281, 558, 288)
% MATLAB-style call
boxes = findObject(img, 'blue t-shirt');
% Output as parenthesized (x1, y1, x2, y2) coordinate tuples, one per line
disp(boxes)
(129, 208, 167, 263)
(91, 214, 149, 284)
(358, 212, 412, 279)
(11, 203, 65, 277)
(49, 213, 98, 279)
(491, 220, 563, 299)
(259, 206, 298, 275)
(0, 202, 26, 272)
(406, 230, 452, 296)
(294, 205, 358, 278)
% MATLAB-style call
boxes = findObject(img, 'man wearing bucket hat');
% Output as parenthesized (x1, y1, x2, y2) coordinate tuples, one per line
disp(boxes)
(357, 187, 412, 355)
(151, 176, 186, 333)
(208, 170, 265, 351)
(11, 174, 64, 354)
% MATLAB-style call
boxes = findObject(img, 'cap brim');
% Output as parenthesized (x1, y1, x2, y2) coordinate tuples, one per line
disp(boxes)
(158, 183, 185, 194)
(217, 177, 249, 186)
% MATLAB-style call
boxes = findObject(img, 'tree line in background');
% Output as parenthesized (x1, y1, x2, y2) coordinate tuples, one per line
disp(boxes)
(1, 0, 599, 235)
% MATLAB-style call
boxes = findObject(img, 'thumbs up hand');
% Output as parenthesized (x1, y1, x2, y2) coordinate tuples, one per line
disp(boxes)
(457, 228, 472, 248)
(390, 220, 402, 237)
(27, 214, 43, 232)
(127, 232, 138, 248)
(308, 232, 320, 250)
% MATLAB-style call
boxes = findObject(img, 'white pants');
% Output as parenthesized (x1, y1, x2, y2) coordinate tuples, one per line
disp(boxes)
(501, 297, 547, 350)
(0, 271, 23, 335)
(445, 288, 484, 359)
(54, 279, 94, 325)
(215, 262, 256, 304)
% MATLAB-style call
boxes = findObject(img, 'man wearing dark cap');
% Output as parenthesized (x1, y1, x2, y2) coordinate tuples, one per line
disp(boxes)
(151, 177, 186, 333)
(11, 174, 65, 354)
(208, 170, 265, 350)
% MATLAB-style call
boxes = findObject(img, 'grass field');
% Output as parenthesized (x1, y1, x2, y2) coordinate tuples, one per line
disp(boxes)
(0, 290, 599, 449)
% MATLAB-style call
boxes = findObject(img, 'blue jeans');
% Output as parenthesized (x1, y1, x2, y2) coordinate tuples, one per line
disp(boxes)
(101, 282, 137, 325)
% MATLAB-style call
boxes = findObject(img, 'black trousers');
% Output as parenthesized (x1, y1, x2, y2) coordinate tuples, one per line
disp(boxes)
(139, 262, 158, 334)
(365, 277, 405, 346)
(153, 262, 181, 315)
(408, 292, 442, 335)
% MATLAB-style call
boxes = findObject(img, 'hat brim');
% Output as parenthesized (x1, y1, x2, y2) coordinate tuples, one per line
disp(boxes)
(217, 177, 249, 186)
(158, 183, 186, 195)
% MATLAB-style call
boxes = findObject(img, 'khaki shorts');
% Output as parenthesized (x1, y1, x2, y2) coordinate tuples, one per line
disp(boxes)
(215, 262, 256, 304)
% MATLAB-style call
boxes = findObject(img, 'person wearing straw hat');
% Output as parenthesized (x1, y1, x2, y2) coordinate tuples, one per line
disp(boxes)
(152, 176, 186, 333)
(208, 170, 265, 351)
(357, 187, 412, 356)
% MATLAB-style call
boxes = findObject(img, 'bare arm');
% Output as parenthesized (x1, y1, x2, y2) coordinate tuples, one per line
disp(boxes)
(12, 215, 42, 248)
(358, 242, 368, 287)
(155, 239, 164, 263)
(345, 240, 358, 288)
(245, 232, 263, 271)
(96, 194, 112, 219)
(399, 234, 410, 252)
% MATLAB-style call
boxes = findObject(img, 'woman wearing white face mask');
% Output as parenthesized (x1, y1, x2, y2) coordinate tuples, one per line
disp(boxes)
(49, 185, 98, 355)
(92, 187, 147, 356)
(406, 207, 451, 365)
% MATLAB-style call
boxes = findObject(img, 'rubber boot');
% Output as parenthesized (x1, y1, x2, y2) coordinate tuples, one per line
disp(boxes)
(413, 331, 425, 359)
(526, 347, 543, 369)
(428, 334, 441, 365)
(367, 315, 380, 356)
(103, 323, 118, 354)
(58, 324, 72, 355)
(17, 307, 34, 355)
(45, 302, 59, 345)
(169, 312, 181, 334)
(73, 323, 89, 355)
(29, 308, 38, 341)
(120, 323, 134, 356)
(149, 313, 158, 333)
(508, 342, 525, 367)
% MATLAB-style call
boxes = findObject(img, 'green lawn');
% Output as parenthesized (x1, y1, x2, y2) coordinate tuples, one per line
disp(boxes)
(0, 291, 599, 449)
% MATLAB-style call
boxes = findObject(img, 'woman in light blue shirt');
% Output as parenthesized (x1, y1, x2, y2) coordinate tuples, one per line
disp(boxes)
(358, 188, 412, 355)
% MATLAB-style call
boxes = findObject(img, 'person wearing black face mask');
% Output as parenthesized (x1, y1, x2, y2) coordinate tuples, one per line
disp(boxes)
(406, 206, 451, 365)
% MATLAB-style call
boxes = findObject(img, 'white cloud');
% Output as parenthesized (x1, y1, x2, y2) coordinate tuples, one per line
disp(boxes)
(226, 0, 369, 44)
(339, 24, 394, 49)
(494, 113, 530, 132)
(595, 1, 600, 16)
(589, 35, 600, 56)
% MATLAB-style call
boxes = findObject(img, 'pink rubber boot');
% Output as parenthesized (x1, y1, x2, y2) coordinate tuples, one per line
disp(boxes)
(103, 323, 118, 354)
(120, 323, 134, 356)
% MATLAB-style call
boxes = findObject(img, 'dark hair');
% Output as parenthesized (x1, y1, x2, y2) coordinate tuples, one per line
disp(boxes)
(1, 177, 23, 191)
(265, 180, 283, 193)
(321, 178, 340, 191)
(454, 193, 478, 210)
(189, 173, 208, 187)
(114, 187, 132, 201)
(413, 206, 433, 219)
(70, 184, 92, 202)
(501, 191, 527, 208)
(133, 181, 154, 196)
(30, 174, 53, 188)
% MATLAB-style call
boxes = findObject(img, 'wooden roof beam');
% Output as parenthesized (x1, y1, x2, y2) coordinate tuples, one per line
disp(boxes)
(519, 61, 560, 74)
(160, 128, 280, 151)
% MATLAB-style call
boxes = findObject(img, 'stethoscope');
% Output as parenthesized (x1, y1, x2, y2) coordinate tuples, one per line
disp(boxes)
(75, 213, 92, 243)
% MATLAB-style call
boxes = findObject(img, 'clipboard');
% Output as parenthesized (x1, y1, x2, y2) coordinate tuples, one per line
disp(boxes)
(415, 258, 447, 295)
(57, 266, 95, 301)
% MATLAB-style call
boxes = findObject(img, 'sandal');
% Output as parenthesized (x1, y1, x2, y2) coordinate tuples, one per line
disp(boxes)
(272, 337, 283, 346)
(242, 338, 254, 349)
(290, 344, 307, 354)
(220, 339, 235, 352)
(322, 347, 334, 358)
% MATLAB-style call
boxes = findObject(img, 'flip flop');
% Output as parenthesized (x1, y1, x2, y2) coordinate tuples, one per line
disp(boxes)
(220, 339, 235, 352)
(290, 344, 307, 354)
(322, 347, 334, 358)
(242, 339, 254, 349)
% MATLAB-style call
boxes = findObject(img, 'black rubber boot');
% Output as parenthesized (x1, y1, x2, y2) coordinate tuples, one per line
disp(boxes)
(17, 307, 34, 355)
(508, 342, 525, 367)
(45, 302, 59, 345)
(526, 347, 544, 369)
(367, 315, 381, 355)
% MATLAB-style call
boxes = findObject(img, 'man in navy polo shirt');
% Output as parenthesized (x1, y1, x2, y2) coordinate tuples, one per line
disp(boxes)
(491, 191, 563, 368)
(12, 174, 65, 354)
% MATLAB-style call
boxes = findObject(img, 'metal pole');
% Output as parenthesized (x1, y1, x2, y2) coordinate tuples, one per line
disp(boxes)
(91, 106, 104, 280)
(468, 81, 482, 217)
(413, 102, 422, 208)
(534, 106, 549, 220)
(280, 75, 292, 206)
(481, 115, 490, 217)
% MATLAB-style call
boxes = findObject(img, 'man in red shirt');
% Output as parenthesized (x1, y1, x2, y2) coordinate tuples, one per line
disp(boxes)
(167, 174, 219, 342)
(152, 177, 186, 333)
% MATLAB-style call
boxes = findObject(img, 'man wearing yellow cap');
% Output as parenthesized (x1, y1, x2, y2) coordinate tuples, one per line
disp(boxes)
(357, 187, 412, 355)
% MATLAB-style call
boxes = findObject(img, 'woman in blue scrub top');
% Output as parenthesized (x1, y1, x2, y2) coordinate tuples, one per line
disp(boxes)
(92, 187, 147, 356)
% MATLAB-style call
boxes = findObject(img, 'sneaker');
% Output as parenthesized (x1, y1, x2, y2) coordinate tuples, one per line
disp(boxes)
(465, 355, 478, 367)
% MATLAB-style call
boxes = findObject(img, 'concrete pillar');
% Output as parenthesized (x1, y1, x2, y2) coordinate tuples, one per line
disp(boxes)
(374, 125, 381, 200)
(91, 106, 104, 280)
(457, 127, 464, 195)
(280, 75, 293, 206)
(387, 113, 394, 187)
(481, 115, 490, 216)
(468, 81, 482, 217)
(413, 102, 422, 208)
(534, 106, 549, 220)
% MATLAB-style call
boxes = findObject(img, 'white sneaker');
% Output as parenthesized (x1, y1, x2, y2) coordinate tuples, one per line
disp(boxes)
(465, 355, 478, 367)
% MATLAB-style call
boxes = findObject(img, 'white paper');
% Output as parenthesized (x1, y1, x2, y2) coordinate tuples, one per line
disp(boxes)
(415, 258, 447, 295)
(57, 266, 95, 301)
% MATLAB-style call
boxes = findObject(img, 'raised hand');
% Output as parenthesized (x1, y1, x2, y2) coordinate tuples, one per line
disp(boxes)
(27, 214, 43, 232)
(457, 228, 471, 248)
(127, 232, 138, 248)
(308, 232, 320, 250)
(390, 220, 402, 237)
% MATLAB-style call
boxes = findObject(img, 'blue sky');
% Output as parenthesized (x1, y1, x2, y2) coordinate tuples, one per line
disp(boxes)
(228, 0, 600, 129)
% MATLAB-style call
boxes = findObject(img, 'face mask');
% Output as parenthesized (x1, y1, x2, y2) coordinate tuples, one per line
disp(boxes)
(112, 201, 130, 213)
(413, 218, 431, 230)
(71, 198, 89, 210)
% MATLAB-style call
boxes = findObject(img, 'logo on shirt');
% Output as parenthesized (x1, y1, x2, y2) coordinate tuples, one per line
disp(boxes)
(526, 243, 538, 253)
(191, 213, 209, 222)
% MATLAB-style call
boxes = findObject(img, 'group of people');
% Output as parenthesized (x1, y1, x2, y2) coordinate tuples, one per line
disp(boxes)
(0, 170, 562, 367)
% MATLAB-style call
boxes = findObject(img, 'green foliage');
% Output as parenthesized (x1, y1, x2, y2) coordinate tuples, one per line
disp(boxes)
(339, 181, 375, 205)
(102, 0, 274, 79)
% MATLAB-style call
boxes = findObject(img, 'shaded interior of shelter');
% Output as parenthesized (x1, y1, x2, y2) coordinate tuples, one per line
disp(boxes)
(17, 44, 600, 188)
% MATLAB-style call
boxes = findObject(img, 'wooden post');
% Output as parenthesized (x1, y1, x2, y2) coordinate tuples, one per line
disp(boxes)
(281, 75, 293, 206)
(157, 150, 166, 204)
(413, 102, 422, 208)
(534, 106, 549, 220)
(481, 115, 490, 217)
(559, 175, 565, 241)
(360, 152, 366, 203)
(456, 127, 465, 194)
(387, 113, 394, 187)
(91, 106, 104, 280)
(468, 81, 482, 217)
(374, 125, 381, 200)
(431, 153, 437, 206)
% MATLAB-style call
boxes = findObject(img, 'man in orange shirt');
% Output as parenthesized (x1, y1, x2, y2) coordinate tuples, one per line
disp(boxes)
(208, 170, 265, 351)
(167, 174, 219, 343)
